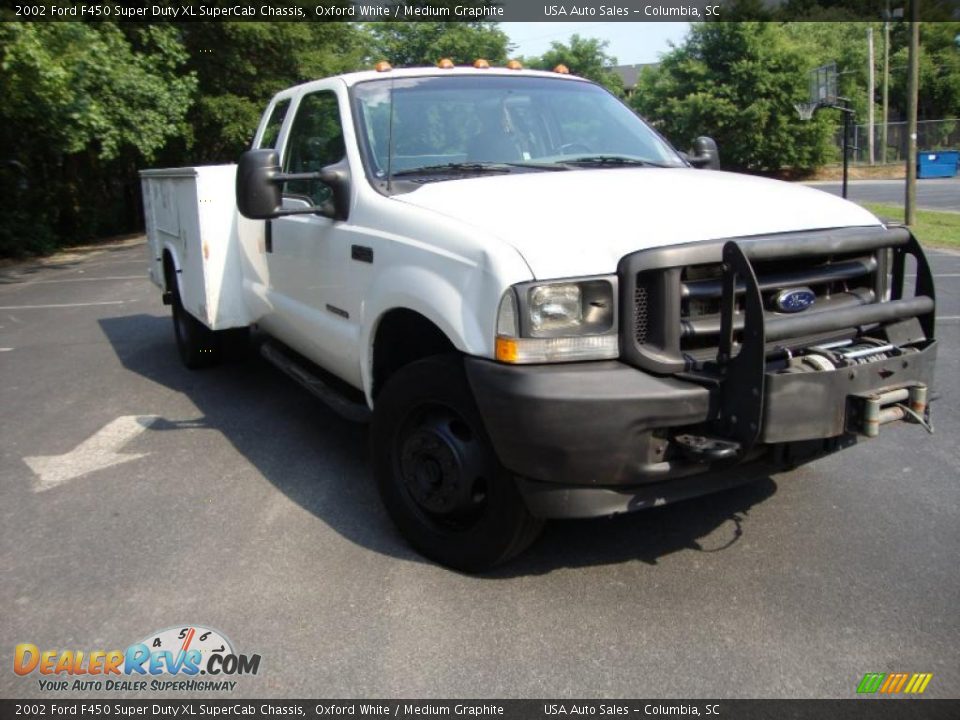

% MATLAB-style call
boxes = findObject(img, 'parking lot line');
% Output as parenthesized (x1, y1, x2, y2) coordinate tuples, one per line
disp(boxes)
(26, 275, 143, 284)
(0, 301, 125, 310)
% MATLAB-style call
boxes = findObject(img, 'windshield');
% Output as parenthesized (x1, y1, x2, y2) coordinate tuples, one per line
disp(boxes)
(351, 75, 685, 181)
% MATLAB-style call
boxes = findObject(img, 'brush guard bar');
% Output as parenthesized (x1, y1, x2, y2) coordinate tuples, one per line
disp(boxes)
(714, 227, 935, 454)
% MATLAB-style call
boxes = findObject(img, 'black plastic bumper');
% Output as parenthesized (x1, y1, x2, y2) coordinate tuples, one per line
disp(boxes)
(467, 340, 936, 517)
(466, 346, 936, 519)
(464, 359, 713, 488)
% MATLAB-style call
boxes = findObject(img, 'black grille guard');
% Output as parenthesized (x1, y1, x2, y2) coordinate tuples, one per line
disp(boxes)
(714, 227, 935, 452)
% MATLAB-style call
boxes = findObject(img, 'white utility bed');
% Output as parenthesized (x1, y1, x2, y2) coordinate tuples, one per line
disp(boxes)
(140, 165, 252, 330)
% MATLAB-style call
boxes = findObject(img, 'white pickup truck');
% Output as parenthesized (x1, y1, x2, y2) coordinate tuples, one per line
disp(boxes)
(141, 63, 936, 571)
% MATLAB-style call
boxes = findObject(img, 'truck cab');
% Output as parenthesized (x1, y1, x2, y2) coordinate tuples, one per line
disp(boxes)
(142, 64, 936, 571)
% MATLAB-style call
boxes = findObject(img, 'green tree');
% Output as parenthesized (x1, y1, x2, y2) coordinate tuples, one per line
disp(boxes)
(365, 21, 511, 67)
(173, 22, 367, 163)
(782, 22, 881, 120)
(632, 22, 832, 173)
(524, 35, 624, 96)
(0, 22, 196, 255)
(889, 22, 960, 122)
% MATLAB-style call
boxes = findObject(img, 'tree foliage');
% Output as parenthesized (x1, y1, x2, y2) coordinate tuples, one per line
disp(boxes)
(175, 22, 366, 163)
(0, 22, 196, 255)
(632, 22, 833, 173)
(890, 22, 960, 122)
(6, 17, 953, 257)
(1, 23, 195, 161)
(523, 35, 624, 96)
(0, 18, 518, 256)
(365, 21, 511, 67)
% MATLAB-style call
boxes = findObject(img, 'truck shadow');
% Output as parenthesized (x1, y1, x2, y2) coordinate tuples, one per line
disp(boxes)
(99, 313, 778, 575)
(488, 479, 776, 578)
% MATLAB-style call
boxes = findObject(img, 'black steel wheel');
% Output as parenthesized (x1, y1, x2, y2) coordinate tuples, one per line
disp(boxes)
(170, 281, 221, 369)
(372, 355, 543, 571)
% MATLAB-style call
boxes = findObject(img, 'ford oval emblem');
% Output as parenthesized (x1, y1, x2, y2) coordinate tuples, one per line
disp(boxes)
(773, 287, 816, 313)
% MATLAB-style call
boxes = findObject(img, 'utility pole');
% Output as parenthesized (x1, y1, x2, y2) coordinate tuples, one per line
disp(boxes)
(882, 18, 890, 164)
(867, 27, 875, 165)
(905, 0, 919, 226)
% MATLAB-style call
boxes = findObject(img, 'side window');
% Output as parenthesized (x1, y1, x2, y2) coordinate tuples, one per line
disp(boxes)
(283, 91, 345, 205)
(260, 99, 290, 149)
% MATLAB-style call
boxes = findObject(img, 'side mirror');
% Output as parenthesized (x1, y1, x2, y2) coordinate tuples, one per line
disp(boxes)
(237, 149, 283, 219)
(236, 148, 350, 221)
(688, 136, 720, 170)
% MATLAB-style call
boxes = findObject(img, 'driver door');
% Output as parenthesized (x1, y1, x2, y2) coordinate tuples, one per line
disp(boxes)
(264, 85, 356, 382)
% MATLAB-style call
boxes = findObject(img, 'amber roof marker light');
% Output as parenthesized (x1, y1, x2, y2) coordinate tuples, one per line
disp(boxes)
(374, 60, 392, 72)
(553, 64, 570, 74)
(506, 60, 523, 70)
(437, 58, 454, 69)
(473, 58, 491, 69)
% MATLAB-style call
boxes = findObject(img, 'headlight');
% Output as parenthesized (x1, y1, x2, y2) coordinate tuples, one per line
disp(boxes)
(495, 276, 619, 363)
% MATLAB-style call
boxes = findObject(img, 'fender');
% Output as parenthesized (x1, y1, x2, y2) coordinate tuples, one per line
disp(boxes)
(361, 264, 493, 407)
(161, 243, 185, 300)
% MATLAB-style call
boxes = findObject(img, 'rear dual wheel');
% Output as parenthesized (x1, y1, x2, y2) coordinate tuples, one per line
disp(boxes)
(372, 355, 543, 572)
(170, 281, 247, 369)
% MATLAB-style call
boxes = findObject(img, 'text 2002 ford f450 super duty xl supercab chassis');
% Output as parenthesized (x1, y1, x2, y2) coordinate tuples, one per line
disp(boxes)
(140, 63, 936, 571)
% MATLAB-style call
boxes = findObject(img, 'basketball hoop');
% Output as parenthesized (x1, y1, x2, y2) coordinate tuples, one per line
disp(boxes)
(795, 102, 819, 121)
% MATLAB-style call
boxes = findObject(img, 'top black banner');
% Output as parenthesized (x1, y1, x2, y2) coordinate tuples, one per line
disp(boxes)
(5, 0, 960, 22)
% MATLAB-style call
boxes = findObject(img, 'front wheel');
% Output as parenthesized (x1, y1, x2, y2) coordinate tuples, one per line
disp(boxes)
(372, 355, 543, 572)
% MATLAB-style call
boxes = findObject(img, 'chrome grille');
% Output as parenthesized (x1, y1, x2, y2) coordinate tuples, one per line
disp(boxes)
(618, 228, 902, 375)
(677, 253, 879, 355)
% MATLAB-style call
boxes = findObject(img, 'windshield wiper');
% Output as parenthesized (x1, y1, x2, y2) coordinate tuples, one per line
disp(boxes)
(391, 162, 515, 177)
(563, 155, 669, 168)
(391, 161, 569, 178)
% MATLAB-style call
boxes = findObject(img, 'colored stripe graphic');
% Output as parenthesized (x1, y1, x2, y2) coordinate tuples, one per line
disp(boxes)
(880, 672, 908, 693)
(857, 672, 933, 694)
(905, 673, 933, 694)
(857, 673, 886, 693)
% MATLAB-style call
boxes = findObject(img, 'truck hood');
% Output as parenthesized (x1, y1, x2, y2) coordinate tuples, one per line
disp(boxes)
(392, 168, 881, 279)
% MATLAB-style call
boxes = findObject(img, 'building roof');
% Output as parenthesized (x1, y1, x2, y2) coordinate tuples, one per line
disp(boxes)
(610, 63, 659, 89)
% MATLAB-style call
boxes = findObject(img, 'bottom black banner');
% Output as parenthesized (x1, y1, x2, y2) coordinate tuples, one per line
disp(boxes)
(1, 700, 958, 720)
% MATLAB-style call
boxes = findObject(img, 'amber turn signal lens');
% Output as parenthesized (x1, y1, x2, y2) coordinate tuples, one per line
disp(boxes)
(495, 337, 520, 363)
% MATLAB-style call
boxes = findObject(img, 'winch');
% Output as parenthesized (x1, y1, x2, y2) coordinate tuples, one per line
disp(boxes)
(775, 337, 932, 437)
(785, 337, 904, 373)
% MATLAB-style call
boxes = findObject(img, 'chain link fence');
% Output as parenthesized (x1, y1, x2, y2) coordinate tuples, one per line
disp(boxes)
(834, 119, 960, 164)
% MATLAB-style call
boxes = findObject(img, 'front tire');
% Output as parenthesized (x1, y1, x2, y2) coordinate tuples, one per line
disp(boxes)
(372, 355, 543, 572)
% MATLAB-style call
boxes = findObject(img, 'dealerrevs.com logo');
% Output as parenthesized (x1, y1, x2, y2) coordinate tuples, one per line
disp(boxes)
(13, 625, 261, 692)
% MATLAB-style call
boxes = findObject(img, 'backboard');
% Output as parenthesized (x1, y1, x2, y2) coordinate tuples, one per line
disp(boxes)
(809, 62, 838, 106)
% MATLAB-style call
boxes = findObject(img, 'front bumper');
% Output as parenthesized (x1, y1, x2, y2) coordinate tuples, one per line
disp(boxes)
(466, 227, 938, 520)
(466, 341, 936, 518)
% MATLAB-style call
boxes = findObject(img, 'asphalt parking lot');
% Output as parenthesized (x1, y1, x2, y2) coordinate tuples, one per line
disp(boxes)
(808, 177, 960, 212)
(1, 238, 958, 699)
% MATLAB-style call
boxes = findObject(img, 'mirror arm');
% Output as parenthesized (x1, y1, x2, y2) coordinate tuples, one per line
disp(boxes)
(268, 166, 350, 221)
(269, 169, 342, 185)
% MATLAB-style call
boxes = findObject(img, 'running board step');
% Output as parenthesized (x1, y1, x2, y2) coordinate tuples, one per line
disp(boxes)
(260, 342, 371, 424)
